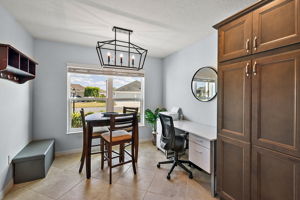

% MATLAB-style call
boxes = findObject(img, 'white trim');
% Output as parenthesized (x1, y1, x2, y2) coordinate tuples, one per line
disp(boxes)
(66, 130, 82, 135)
(55, 139, 151, 157)
(67, 63, 144, 77)
(139, 138, 152, 143)
(67, 123, 145, 135)
(55, 148, 82, 157)
(0, 178, 13, 199)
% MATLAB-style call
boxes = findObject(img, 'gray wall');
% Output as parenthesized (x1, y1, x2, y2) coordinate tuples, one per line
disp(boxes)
(33, 39, 163, 152)
(162, 33, 217, 126)
(0, 5, 34, 194)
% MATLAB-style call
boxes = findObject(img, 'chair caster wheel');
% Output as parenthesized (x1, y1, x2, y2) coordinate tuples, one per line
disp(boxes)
(167, 175, 171, 180)
(189, 174, 193, 179)
(157, 164, 160, 168)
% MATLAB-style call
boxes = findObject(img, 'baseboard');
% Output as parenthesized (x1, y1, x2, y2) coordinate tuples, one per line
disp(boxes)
(0, 178, 13, 200)
(55, 148, 82, 157)
(55, 139, 152, 157)
(139, 138, 152, 143)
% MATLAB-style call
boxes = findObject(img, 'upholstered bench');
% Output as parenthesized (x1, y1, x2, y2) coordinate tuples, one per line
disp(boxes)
(12, 139, 55, 184)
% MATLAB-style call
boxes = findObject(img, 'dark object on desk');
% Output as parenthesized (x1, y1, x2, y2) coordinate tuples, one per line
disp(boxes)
(102, 112, 118, 117)
(12, 139, 55, 184)
(156, 113, 193, 179)
(101, 113, 137, 184)
(78, 108, 109, 173)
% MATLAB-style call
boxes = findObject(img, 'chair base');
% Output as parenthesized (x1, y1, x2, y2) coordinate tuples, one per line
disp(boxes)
(157, 156, 193, 179)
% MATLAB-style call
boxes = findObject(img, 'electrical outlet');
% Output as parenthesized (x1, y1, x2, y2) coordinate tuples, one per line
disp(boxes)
(8, 155, 11, 165)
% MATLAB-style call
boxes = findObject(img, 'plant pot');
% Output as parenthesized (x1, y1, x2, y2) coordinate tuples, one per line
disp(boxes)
(152, 131, 157, 146)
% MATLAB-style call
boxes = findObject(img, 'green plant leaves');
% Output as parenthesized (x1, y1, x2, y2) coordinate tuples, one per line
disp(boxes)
(145, 107, 167, 125)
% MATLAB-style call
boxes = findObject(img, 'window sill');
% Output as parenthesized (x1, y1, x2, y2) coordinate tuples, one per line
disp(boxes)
(67, 130, 83, 135)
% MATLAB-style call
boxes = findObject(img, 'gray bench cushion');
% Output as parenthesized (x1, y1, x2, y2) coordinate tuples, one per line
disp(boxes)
(13, 139, 55, 163)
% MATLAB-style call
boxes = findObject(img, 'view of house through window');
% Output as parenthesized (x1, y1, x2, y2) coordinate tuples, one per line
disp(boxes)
(68, 72, 144, 132)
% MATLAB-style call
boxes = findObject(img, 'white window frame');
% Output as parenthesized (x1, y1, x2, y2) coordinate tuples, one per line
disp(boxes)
(66, 64, 145, 134)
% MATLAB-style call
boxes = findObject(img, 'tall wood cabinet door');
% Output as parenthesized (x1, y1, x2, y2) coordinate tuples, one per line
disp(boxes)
(253, 0, 300, 53)
(252, 145, 300, 200)
(252, 50, 300, 157)
(218, 13, 252, 62)
(218, 61, 251, 142)
(217, 135, 250, 200)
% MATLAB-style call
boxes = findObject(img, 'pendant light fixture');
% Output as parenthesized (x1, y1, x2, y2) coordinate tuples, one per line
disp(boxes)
(96, 26, 148, 70)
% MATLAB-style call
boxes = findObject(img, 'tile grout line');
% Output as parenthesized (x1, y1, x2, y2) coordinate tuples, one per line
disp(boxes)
(54, 175, 84, 200)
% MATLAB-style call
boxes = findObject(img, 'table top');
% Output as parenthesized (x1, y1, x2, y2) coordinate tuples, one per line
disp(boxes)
(85, 113, 110, 122)
(173, 120, 217, 141)
(85, 112, 135, 122)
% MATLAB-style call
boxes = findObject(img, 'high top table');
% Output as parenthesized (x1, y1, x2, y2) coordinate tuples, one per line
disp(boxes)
(85, 113, 139, 179)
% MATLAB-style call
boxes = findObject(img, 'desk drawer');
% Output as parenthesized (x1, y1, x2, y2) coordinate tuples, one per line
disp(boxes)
(190, 134, 210, 149)
(189, 141, 211, 173)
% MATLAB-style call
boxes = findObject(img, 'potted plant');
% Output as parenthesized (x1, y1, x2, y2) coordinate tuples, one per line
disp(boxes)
(145, 107, 167, 145)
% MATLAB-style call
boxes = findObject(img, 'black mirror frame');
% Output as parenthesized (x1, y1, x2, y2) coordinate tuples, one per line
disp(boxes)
(191, 66, 218, 102)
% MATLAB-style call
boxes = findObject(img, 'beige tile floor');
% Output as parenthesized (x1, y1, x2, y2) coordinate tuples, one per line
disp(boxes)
(4, 142, 218, 200)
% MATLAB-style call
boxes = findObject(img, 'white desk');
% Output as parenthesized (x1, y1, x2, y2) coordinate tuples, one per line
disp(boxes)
(173, 120, 217, 140)
(157, 120, 217, 196)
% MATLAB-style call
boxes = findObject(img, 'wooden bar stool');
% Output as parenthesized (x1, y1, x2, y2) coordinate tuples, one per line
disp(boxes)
(100, 113, 137, 184)
(123, 107, 139, 114)
(119, 107, 139, 162)
(78, 108, 109, 173)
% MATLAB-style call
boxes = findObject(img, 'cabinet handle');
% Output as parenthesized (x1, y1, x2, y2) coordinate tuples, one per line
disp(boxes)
(253, 62, 257, 76)
(245, 39, 250, 53)
(253, 36, 258, 51)
(246, 63, 250, 77)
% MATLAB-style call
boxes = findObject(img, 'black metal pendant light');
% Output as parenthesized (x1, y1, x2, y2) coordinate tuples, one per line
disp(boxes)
(96, 26, 148, 70)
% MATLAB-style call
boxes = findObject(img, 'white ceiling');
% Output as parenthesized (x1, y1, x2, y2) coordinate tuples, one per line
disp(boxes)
(0, 0, 257, 58)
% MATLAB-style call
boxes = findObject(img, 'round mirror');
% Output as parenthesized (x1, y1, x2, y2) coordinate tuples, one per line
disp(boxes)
(191, 67, 217, 102)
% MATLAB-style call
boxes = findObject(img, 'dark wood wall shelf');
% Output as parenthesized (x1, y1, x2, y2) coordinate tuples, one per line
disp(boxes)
(0, 44, 38, 84)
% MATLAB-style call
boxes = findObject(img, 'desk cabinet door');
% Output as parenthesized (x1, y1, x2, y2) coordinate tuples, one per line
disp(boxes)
(252, 145, 300, 200)
(252, 50, 300, 157)
(217, 135, 250, 200)
(253, 0, 300, 53)
(218, 61, 251, 142)
(218, 13, 253, 62)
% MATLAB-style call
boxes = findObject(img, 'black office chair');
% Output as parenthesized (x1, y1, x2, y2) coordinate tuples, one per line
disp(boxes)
(157, 113, 193, 179)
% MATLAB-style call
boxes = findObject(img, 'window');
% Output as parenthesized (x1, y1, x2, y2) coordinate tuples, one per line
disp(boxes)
(113, 76, 143, 122)
(67, 65, 144, 133)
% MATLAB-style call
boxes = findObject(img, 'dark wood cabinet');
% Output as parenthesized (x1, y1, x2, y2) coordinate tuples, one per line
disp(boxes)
(218, 61, 251, 142)
(0, 44, 37, 84)
(253, 0, 300, 53)
(217, 0, 300, 62)
(215, 0, 300, 199)
(217, 135, 251, 200)
(252, 50, 300, 157)
(218, 13, 252, 62)
(252, 145, 300, 200)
